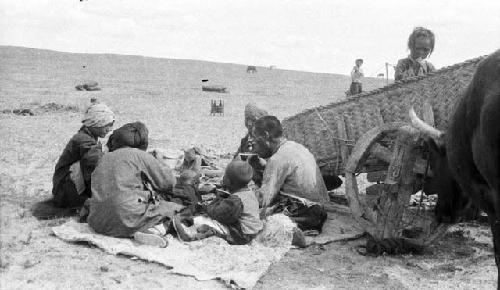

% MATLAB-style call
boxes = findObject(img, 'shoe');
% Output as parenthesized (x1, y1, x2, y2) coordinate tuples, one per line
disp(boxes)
(291, 227, 307, 248)
(133, 231, 169, 248)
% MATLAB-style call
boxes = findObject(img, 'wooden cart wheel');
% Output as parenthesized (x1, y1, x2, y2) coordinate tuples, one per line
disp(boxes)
(345, 122, 448, 246)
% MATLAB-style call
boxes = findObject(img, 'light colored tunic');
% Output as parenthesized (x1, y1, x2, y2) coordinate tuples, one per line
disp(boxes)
(233, 188, 263, 235)
(257, 140, 329, 208)
(87, 147, 182, 237)
(351, 66, 364, 83)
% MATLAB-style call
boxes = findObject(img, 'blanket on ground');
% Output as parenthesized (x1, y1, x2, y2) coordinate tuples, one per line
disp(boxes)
(52, 212, 361, 289)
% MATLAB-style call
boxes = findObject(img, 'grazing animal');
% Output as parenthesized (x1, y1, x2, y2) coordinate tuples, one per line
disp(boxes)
(410, 50, 500, 288)
(246, 66, 257, 74)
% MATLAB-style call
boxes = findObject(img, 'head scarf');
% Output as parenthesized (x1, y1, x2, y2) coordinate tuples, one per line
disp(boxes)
(107, 122, 149, 152)
(244, 103, 269, 123)
(82, 103, 114, 128)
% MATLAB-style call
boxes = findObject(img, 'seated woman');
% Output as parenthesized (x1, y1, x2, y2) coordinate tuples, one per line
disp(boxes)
(85, 122, 184, 247)
(236, 103, 269, 155)
(52, 103, 114, 208)
(235, 103, 269, 186)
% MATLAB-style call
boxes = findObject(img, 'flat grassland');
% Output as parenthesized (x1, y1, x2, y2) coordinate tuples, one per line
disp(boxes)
(0, 46, 496, 289)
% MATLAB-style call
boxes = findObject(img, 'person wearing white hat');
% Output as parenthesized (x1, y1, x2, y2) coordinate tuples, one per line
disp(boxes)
(52, 103, 115, 208)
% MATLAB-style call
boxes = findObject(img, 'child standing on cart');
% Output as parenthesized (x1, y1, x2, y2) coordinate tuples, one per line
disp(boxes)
(395, 27, 436, 81)
(349, 59, 364, 95)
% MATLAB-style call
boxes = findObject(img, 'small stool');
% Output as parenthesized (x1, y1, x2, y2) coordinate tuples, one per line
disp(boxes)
(210, 100, 224, 116)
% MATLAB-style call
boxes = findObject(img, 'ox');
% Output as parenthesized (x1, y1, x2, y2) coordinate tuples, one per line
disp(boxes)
(410, 50, 500, 287)
(247, 66, 257, 73)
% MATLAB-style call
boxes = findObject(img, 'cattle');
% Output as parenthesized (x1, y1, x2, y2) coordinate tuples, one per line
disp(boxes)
(410, 49, 500, 288)
(246, 66, 257, 73)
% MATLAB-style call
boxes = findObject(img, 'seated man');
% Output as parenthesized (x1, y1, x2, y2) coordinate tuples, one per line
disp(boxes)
(251, 116, 329, 233)
(85, 122, 184, 247)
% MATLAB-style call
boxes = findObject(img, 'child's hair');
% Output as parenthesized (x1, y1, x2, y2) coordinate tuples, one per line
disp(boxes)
(223, 161, 253, 190)
(408, 27, 435, 55)
(355, 59, 363, 64)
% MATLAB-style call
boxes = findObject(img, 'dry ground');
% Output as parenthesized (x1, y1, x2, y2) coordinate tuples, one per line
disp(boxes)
(0, 46, 497, 289)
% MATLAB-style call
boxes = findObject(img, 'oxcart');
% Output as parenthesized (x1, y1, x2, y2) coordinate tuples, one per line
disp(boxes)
(282, 56, 486, 246)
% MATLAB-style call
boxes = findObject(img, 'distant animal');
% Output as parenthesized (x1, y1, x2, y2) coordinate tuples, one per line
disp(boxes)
(410, 50, 500, 288)
(377, 73, 384, 78)
(202, 79, 209, 82)
(246, 66, 257, 74)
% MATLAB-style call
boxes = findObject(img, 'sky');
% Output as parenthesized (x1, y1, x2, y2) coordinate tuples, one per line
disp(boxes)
(1, 0, 499, 76)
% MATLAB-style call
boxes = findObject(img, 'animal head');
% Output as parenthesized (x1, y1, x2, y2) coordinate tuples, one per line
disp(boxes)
(409, 108, 470, 223)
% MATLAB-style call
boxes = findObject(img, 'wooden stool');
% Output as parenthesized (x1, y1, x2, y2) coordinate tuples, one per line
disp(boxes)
(210, 100, 224, 116)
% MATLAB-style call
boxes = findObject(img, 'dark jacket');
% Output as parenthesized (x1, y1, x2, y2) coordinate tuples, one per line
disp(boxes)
(52, 127, 103, 207)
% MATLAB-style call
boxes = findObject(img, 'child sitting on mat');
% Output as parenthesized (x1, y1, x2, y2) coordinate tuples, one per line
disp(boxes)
(173, 160, 263, 245)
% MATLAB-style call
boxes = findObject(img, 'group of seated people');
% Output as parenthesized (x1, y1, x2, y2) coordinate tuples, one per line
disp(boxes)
(52, 100, 337, 248)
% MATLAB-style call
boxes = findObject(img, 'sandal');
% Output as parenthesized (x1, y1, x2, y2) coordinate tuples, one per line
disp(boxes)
(133, 230, 169, 248)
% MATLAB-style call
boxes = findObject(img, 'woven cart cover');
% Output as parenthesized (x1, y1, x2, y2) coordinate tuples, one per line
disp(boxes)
(281, 55, 485, 175)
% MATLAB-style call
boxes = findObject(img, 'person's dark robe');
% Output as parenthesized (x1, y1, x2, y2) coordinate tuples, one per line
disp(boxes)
(52, 127, 103, 207)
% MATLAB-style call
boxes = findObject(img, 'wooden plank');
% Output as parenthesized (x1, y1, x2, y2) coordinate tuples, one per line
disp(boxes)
(336, 116, 350, 166)
(366, 183, 388, 196)
(375, 127, 420, 239)
(367, 171, 387, 183)
(323, 201, 351, 215)
(370, 143, 392, 164)
(412, 157, 430, 175)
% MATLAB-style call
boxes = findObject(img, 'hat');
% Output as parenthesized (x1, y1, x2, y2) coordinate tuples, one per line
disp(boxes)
(107, 122, 149, 152)
(223, 160, 253, 189)
(244, 103, 269, 122)
(82, 103, 114, 128)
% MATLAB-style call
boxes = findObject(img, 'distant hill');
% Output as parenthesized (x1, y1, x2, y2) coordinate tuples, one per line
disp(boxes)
(0, 45, 387, 105)
(0, 45, 389, 153)
(0, 46, 385, 122)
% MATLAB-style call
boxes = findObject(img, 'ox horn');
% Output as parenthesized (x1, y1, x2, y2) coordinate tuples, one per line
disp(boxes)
(409, 107, 444, 141)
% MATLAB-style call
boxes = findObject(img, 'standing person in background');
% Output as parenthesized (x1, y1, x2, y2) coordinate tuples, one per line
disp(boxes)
(349, 59, 364, 96)
(395, 27, 436, 81)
